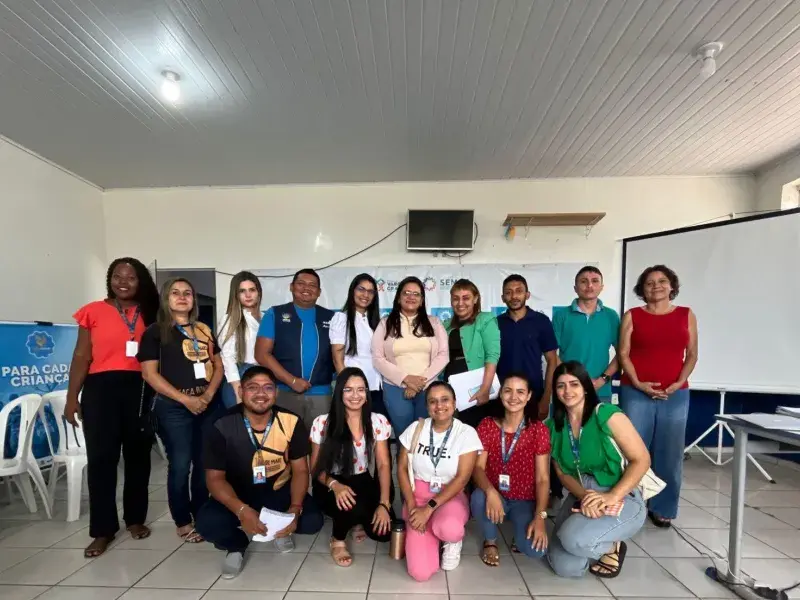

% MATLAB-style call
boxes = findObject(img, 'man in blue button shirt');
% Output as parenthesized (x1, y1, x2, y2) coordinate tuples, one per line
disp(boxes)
(254, 269, 334, 426)
(496, 274, 559, 420)
(552, 266, 620, 402)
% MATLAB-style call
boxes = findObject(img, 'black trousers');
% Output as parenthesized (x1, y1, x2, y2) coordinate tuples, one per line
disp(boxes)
(81, 371, 153, 539)
(313, 472, 392, 542)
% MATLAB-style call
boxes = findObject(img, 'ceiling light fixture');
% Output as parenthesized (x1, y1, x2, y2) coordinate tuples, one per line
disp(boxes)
(161, 70, 181, 103)
(694, 42, 723, 79)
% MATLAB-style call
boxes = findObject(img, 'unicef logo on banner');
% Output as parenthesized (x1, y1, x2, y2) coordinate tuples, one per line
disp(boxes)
(26, 331, 56, 359)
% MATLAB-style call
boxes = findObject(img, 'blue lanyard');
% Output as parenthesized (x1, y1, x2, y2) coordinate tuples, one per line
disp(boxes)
(566, 425, 582, 468)
(500, 420, 525, 465)
(429, 423, 453, 471)
(115, 301, 140, 340)
(175, 324, 201, 358)
(243, 415, 274, 453)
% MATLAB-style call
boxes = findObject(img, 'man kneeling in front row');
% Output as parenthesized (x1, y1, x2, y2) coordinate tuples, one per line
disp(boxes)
(196, 365, 323, 578)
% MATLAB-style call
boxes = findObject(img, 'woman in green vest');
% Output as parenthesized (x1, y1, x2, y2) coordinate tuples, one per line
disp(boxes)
(546, 361, 650, 579)
(442, 279, 501, 428)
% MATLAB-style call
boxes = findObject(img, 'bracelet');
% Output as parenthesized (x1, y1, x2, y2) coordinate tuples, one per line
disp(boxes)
(327, 478, 338, 491)
(291, 377, 297, 386)
(236, 504, 247, 520)
(378, 502, 391, 513)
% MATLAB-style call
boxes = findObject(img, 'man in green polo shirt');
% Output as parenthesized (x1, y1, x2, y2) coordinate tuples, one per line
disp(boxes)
(552, 266, 620, 401)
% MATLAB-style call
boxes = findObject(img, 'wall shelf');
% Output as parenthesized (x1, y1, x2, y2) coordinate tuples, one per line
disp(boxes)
(503, 212, 606, 227)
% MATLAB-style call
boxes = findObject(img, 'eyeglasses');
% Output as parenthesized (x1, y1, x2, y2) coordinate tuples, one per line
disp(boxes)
(343, 387, 368, 395)
(243, 384, 276, 394)
(355, 286, 376, 296)
(402, 290, 422, 298)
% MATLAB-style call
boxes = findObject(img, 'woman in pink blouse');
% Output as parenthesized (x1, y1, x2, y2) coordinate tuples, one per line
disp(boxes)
(371, 276, 449, 435)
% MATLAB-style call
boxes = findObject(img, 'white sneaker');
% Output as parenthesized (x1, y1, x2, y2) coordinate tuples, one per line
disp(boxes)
(441, 540, 462, 571)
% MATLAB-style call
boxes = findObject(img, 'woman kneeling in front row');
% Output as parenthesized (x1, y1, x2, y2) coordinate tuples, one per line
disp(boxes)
(397, 381, 482, 581)
(471, 372, 550, 566)
(547, 361, 649, 578)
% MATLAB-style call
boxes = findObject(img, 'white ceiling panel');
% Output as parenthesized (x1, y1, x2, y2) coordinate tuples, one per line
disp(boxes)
(1, 0, 800, 188)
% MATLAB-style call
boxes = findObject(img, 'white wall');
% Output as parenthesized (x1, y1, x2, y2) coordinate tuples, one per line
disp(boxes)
(756, 151, 800, 211)
(0, 137, 106, 323)
(104, 175, 754, 312)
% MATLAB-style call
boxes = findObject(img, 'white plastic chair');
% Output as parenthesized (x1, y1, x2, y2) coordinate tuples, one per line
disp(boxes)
(41, 391, 88, 522)
(0, 394, 52, 518)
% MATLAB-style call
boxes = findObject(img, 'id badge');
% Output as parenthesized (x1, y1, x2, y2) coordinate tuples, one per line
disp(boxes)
(429, 476, 443, 493)
(125, 341, 139, 357)
(498, 474, 511, 492)
(193, 362, 206, 379)
(252, 465, 266, 484)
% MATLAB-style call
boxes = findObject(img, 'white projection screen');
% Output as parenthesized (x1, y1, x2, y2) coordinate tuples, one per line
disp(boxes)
(622, 208, 800, 395)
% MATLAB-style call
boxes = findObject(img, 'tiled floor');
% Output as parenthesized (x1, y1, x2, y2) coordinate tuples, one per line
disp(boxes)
(1, 455, 800, 600)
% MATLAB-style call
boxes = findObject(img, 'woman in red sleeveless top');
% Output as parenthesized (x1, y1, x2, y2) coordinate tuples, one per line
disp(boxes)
(618, 265, 698, 528)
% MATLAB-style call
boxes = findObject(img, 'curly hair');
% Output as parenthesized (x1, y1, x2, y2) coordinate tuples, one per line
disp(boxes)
(633, 264, 680, 301)
(106, 257, 159, 326)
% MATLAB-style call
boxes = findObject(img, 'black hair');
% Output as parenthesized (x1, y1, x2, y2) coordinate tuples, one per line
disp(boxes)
(499, 372, 539, 424)
(106, 257, 159, 326)
(313, 367, 374, 479)
(426, 380, 456, 400)
(384, 276, 435, 339)
(633, 264, 680, 301)
(502, 274, 528, 292)
(575, 266, 603, 284)
(342, 274, 380, 357)
(292, 268, 321, 286)
(240, 365, 277, 386)
(551, 361, 600, 432)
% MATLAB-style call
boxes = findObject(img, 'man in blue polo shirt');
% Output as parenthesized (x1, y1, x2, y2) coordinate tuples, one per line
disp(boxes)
(496, 274, 559, 420)
(552, 266, 620, 402)
(254, 268, 334, 426)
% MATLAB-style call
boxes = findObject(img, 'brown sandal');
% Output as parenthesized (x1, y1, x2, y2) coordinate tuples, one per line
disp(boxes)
(590, 541, 627, 578)
(481, 542, 500, 567)
(330, 539, 352, 567)
(84, 536, 113, 558)
(127, 524, 151, 540)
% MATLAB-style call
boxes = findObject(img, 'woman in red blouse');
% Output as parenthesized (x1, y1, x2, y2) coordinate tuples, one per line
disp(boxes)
(619, 265, 698, 528)
(471, 372, 551, 567)
(66, 258, 159, 558)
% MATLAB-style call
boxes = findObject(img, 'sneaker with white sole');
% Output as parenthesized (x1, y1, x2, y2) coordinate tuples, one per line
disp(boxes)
(441, 540, 462, 570)
(273, 535, 295, 553)
(221, 551, 244, 579)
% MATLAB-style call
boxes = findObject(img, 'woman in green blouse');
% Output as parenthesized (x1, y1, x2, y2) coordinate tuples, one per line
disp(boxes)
(442, 279, 501, 428)
(546, 361, 650, 579)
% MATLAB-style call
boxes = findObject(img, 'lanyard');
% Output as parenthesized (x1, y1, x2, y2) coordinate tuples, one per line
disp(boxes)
(566, 424, 582, 469)
(175, 324, 201, 361)
(429, 423, 453, 471)
(243, 414, 274, 462)
(115, 301, 140, 340)
(500, 420, 525, 465)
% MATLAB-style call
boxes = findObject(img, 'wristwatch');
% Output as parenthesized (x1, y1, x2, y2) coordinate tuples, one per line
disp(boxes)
(601, 373, 611, 383)
(536, 510, 548, 520)
(427, 498, 438, 510)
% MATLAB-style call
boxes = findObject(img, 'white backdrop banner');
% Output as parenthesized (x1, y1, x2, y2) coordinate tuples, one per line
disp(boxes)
(252, 263, 590, 320)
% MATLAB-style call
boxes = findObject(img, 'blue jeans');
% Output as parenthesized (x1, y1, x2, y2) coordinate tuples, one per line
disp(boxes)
(154, 395, 223, 528)
(382, 383, 428, 435)
(619, 385, 690, 519)
(221, 363, 258, 408)
(470, 488, 545, 558)
(548, 475, 646, 577)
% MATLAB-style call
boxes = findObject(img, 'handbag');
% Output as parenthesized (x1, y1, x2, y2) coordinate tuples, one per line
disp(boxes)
(406, 418, 426, 492)
(597, 406, 666, 501)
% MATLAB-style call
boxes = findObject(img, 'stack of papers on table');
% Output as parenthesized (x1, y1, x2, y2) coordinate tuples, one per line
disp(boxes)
(251, 507, 295, 542)
(735, 413, 800, 431)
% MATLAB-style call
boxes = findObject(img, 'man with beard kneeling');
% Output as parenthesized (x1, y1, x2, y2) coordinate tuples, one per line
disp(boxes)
(196, 365, 323, 579)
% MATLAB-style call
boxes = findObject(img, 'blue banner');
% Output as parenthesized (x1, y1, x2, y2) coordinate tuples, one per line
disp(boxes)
(0, 322, 77, 463)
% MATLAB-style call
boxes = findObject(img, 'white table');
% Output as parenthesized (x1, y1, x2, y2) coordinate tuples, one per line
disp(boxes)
(709, 415, 800, 597)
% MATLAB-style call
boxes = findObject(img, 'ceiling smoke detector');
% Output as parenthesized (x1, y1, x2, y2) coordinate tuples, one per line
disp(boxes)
(695, 42, 723, 79)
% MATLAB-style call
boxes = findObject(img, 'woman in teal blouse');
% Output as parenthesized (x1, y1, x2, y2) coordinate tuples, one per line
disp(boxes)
(546, 361, 650, 579)
(443, 279, 501, 428)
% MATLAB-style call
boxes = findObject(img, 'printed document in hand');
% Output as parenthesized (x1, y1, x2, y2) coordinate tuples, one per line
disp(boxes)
(448, 368, 501, 412)
(251, 507, 295, 542)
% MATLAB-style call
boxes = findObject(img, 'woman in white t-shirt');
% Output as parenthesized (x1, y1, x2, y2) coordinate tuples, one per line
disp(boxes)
(397, 381, 483, 581)
(219, 272, 262, 408)
(310, 367, 393, 567)
(329, 274, 386, 415)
